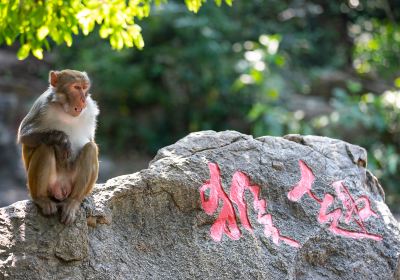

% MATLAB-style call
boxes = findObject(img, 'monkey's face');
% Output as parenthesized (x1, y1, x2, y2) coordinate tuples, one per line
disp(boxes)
(49, 70, 91, 117)
(65, 81, 90, 117)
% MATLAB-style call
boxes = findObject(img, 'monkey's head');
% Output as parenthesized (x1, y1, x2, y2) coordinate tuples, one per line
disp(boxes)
(49, 70, 91, 117)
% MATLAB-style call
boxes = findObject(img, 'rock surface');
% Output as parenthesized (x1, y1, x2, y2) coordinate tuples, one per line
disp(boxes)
(1, 130, 400, 280)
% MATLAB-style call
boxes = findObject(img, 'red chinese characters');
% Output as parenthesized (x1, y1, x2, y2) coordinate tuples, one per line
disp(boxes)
(199, 163, 240, 241)
(288, 160, 382, 241)
(200, 162, 300, 247)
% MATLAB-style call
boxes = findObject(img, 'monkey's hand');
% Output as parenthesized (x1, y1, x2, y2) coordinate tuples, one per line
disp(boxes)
(43, 130, 69, 146)
(44, 130, 72, 160)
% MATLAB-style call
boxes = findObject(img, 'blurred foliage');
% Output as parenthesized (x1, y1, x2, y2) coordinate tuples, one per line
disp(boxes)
(352, 20, 400, 77)
(55, 3, 245, 153)
(53, 0, 400, 210)
(311, 88, 400, 206)
(0, 0, 231, 60)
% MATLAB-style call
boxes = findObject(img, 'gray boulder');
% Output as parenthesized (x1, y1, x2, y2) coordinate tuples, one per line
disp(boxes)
(1, 130, 399, 280)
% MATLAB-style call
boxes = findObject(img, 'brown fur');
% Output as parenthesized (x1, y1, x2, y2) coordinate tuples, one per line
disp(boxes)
(18, 70, 99, 225)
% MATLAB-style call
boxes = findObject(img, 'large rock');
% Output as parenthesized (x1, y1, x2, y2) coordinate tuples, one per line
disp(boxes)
(0, 131, 399, 279)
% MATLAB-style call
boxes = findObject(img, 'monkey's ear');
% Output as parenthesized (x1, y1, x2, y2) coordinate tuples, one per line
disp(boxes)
(49, 71, 59, 87)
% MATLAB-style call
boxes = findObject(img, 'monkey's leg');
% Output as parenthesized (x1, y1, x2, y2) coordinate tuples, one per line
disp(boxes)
(61, 142, 98, 225)
(21, 144, 35, 171)
(25, 144, 58, 215)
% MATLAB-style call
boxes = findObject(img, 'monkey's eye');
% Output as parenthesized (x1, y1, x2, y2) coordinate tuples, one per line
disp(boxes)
(74, 85, 82, 90)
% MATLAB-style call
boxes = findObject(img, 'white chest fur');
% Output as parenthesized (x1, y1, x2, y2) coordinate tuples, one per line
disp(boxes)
(41, 97, 99, 159)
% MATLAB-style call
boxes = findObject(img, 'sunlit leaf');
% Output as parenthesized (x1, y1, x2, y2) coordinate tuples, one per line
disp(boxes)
(17, 44, 31, 60)
(88, 20, 95, 33)
(185, 0, 203, 13)
(64, 33, 73, 47)
(71, 25, 79, 35)
(110, 32, 124, 50)
(134, 35, 144, 49)
(51, 28, 62, 44)
(81, 20, 90, 36)
(0, 0, 234, 59)
(37, 26, 49, 40)
(121, 30, 133, 47)
(32, 48, 44, 59)
(5, 35, 13, 45)
(99, 26, 112, 38)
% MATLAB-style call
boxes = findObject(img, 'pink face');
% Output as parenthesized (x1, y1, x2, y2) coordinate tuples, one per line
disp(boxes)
(49, 70, 92, 117)
(67, 82, 90, 117)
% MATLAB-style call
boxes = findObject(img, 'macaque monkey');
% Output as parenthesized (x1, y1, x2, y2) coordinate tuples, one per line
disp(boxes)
(17, 69, 99, 225)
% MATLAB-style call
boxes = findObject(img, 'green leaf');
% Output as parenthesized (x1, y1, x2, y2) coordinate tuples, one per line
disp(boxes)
(64, 33, 73, 47)
(121, 30, 133, 47)
(37, 26, 49, 40)
(128, 24, 144, 49)
(134, 34, 144, 49)
(185, 0, 203, 13)
(99, 26, 112, 38)
(2, 0, 233, 59)
(110, 32, 124, 50)
(5, 34, 13, 45)
(71, 25, 79, 35)
(17, 44, 31, 60)
(394, 77, 400, 88)
(32, 48, 44, 59)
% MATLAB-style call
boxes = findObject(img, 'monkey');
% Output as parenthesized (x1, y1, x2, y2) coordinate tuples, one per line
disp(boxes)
(17, 69, 99, 225)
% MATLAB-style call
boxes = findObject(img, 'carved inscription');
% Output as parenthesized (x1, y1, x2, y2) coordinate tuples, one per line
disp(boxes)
(288, 160, 382, 241)
(200, 162, 300, 247)
(199, 160, 382, 246)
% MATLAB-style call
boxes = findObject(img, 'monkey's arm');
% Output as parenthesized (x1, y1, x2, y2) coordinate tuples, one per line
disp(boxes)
(18, 132, 44, 147)
(19, 129, 72, 162)
(19, 130, 71, 149)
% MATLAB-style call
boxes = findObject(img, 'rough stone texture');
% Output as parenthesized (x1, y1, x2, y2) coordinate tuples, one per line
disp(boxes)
(1, 130, 399, 280)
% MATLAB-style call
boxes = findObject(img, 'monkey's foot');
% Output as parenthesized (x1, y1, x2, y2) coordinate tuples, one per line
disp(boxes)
(60, 199, 80, 225)
(36, 199, 58, 216)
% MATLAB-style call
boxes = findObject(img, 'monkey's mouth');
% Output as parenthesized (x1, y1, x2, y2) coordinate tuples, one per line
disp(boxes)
(68, 107, 84, 117)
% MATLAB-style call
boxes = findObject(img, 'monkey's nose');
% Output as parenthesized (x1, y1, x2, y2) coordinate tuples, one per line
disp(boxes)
(75, 107, 82, 113)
